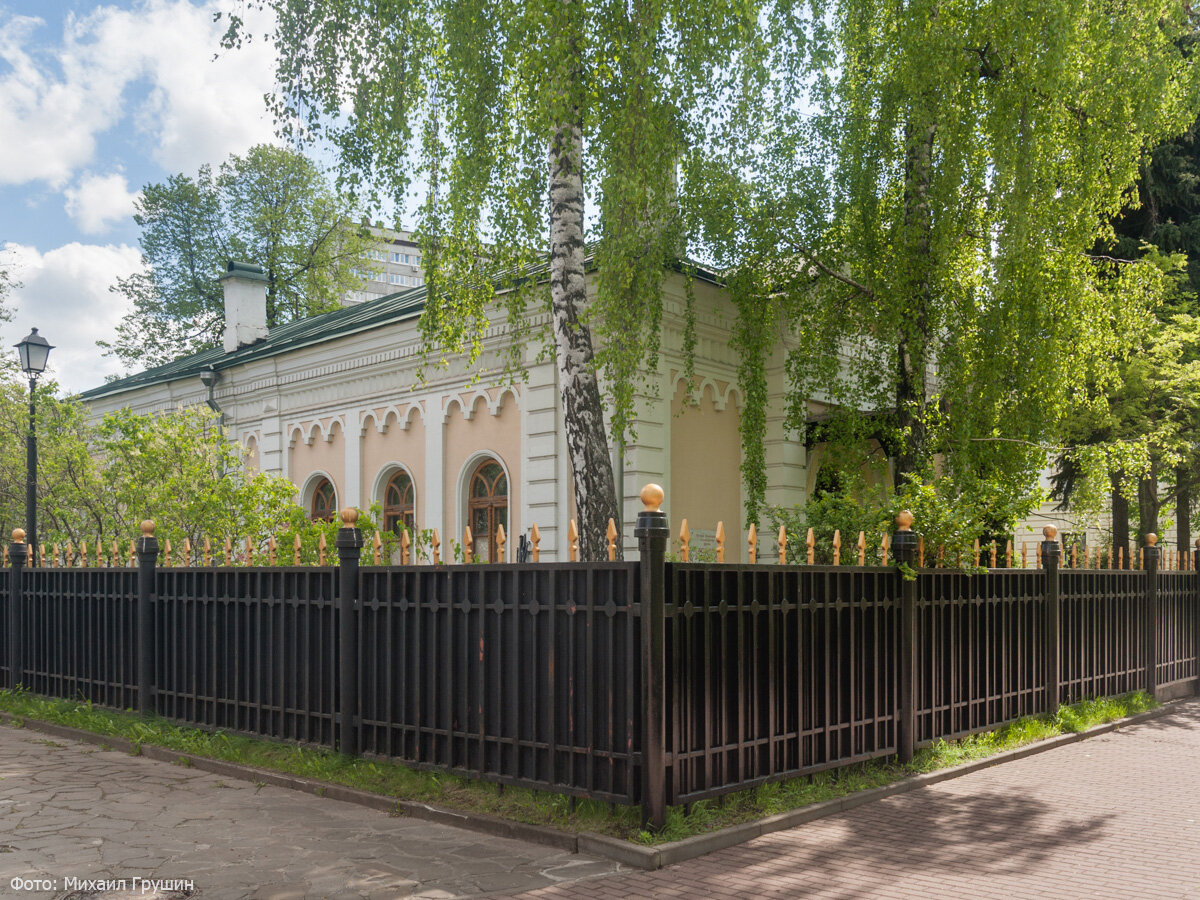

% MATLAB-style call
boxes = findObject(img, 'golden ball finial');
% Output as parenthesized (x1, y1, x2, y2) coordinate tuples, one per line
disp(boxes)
(895, 510, 914, 531)
(11, 528, 25, 544)
(1042, 525, 1058, 540)
(140, 520, 156, 537)
(641, 484, 664, 512)
(340, 507, 360, 527)
(1145, 533, 1158, 546)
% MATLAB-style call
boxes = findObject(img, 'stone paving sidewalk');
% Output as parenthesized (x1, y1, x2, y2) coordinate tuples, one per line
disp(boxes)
(506, 696, 1200, 899)
(4, 699, 1199, 900)
(0, 727, 619, 899)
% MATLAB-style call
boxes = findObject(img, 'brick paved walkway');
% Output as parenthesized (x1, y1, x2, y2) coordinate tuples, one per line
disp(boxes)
(507, 697, 1200, 899)
(3, 700, 1198, 899)
(0, 726, 619, 899)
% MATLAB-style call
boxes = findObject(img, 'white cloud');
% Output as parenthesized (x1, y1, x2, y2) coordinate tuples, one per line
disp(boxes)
(1, 241, 142, 394)
(0, 1, 278, 189)
(63, 172, 140, 234)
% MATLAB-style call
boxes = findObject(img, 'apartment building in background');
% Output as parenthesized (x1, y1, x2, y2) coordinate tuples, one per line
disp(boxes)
(345, 225, 426, 305)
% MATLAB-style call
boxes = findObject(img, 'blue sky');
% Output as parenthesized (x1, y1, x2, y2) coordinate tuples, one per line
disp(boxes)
(0, 0, 281, 391)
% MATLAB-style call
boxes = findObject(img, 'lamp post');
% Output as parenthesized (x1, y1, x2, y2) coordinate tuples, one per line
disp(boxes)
(15, 328, 53, 554)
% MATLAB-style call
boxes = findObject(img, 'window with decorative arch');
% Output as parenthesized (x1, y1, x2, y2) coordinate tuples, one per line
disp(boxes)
(383, 469, 416, 536)
(310, 477, 337, 522)
(468, 458, 508, 562)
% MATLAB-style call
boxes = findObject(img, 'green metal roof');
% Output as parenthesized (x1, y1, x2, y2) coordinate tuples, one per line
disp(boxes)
(79, 255, 723, 402)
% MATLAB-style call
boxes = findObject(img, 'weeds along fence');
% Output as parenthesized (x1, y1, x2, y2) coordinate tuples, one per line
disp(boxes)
(1, 489, 1197, 829)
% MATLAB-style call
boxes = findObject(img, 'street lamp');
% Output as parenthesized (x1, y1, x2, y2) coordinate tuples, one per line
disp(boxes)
(15, 328, 53, 553)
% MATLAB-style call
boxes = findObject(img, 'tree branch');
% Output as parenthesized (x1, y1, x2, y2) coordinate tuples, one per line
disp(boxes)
(788, 243, 878, 300)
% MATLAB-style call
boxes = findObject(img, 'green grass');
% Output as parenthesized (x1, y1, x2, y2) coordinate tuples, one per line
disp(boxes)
(0, 688, 1155, 845)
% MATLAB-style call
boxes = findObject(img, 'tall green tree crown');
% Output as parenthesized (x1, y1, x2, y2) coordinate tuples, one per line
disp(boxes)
(104, 144, 371, 369)
(686, 0, 1200, 524)
(222, 0, 780, 445)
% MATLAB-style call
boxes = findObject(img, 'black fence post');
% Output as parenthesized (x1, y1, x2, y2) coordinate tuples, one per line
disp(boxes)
(336, 508, 364, 757)
(136, 520, 159, 716)
(8, 529, 27, 691)
(1041, 525, 1061, 712)
(891, 511, 918, 765)
(636, 483, 669, 830)
(1144, 533, 1159, 701)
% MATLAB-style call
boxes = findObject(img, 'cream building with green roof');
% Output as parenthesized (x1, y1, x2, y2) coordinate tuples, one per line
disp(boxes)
(81, 259, 810, 562)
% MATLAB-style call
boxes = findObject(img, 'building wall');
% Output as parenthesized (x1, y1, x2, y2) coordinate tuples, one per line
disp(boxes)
(345, 225, 426, 305)
(289, 419, 347, 512)
(81, 270, 815, 560)
(442, 389, 522, 560)
(361, 404, 426, 517)
(669, 378, 744, 562)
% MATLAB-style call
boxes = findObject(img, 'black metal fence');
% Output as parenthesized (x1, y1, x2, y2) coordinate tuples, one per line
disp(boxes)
(356, 563, 641, 802)
(665, 565, 899, 805)
(1, 519, 1197, 828)
(154, 566, 340, 745)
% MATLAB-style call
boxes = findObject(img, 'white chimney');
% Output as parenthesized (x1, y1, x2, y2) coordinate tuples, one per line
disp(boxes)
(221, 261, 269, 353)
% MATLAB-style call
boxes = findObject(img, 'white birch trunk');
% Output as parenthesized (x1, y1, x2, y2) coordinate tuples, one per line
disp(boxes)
(549, 121, 622, 561)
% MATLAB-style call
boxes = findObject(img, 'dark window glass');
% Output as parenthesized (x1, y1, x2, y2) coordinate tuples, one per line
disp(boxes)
(468, 459, 508, 561)
(384, 469, 416, 536)
(311, 478, 337, 522)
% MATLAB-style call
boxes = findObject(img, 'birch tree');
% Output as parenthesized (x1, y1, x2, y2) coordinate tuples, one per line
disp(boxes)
(220, 0, 777, 559)
(689, 0, 1200, 525)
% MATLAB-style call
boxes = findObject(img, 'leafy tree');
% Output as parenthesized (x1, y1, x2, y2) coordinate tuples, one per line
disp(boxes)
(1049, 250, 1198, 554)
(89, 406, 306, 549)
(770, 459, 1042, 568)
(0, 392, 314, 553)
(688, 0, 1200, 526)
(221, 0, 775, 560)
(1052, 71, 1200, 553)
(103, 144, 372, 369)
(0, 378, 101, 546)
(1110, 114, 1200, 548)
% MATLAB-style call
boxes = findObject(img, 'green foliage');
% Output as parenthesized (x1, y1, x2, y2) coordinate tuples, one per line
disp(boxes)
(1051, 248, 1197, 530)
(103, 144, 371, 369)
(0, 376, 104, 545)
(0, 388, 325, 553)
(221, 0, 775, 449)
(769, 471, 890, 565)
(90, 406, 302, 548)
(686, 0, 1200, 524)
(771, 458, 1043, 568)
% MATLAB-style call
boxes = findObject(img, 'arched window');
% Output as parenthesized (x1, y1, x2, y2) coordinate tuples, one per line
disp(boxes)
(384, 469, 416, 536)
(310, 477, 337, 522)
(468, 458, 508, 562)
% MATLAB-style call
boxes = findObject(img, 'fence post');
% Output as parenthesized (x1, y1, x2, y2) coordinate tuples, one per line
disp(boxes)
(1041, 525, 1060, 712)
(336, 508, 364, 756)
(8, 529, 27, 690)
(635, 483, 669, 830)
(136, 520, 159, 716)
(1144, 533, 1159, 701)
(891, 511, 917, 764)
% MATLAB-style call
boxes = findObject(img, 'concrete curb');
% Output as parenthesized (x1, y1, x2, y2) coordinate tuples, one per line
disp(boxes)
(1, 700, 1184, 871)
